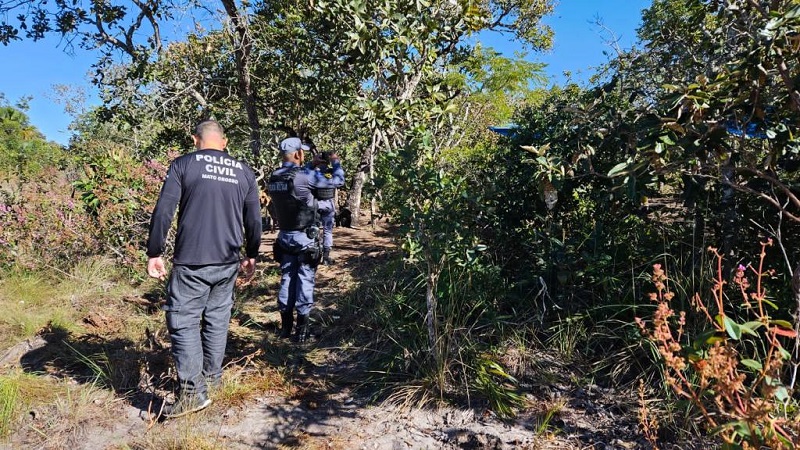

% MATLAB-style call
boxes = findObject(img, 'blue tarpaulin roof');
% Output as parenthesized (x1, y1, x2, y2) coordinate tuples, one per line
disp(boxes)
(726, 121, 768, 139)
(488, 125, 518, 137)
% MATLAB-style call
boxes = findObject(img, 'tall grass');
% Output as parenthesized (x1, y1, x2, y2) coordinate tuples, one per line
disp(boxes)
(59, 256, 126, 300)
(63, 341, 114, 389)
(0, 375, 18, 437)
(0, 271, 74, 349)
(348, 256, 540, 417)
(0, 257, 134, 349)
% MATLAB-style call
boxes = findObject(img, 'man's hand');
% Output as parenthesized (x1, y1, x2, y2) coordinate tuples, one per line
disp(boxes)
(147, 257, 168, 280)
(240, 258, 257, 282)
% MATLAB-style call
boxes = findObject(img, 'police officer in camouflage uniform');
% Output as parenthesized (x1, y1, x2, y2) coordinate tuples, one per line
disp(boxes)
(268, 137, 345, 342)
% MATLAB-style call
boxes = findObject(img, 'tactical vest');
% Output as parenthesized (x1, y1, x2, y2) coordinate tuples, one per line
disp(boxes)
(313, 186, 335, 200)
(268, 167, 317, 231)
(312, 167, 336, 200)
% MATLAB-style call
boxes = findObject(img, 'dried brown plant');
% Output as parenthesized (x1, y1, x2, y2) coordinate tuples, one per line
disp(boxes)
(637, 240, 799, 449)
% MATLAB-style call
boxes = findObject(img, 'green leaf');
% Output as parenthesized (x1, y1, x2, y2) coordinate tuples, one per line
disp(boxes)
(762, 297, 778, 309)
(740, 359, 763, 371)
(607, 162, 628, 177)
(738, 321, 760, 336)
(774, 385, 789, 402)
(770, 319, 793, 329)
(742, 321, 764, 332)
(694, 329, 724, 347)
(723, 316, 742, 340)
(658, 134, 676, 145)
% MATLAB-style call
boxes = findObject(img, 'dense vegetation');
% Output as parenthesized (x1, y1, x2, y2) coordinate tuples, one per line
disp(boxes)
(2, 0, 800, 447)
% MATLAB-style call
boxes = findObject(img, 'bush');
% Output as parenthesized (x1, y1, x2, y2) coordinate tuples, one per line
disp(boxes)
(0, 168, 96, 269)
(637, 241, 800, 448)
(72, 146, 171, 268)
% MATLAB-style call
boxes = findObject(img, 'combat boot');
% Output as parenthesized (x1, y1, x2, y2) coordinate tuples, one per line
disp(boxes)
(322, 248, 335, 266)
(279, 310, 293, 339)
(293, 314, 310, 343)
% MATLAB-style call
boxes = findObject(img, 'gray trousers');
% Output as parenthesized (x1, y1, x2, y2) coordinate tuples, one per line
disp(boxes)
(163, 262, 239, 396)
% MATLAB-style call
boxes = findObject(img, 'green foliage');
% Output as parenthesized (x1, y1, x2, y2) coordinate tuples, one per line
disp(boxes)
(0, 103, 67, 177)
(472, 358, 526, 419)
(71, 144, 168, 267)
(379, 131, 487, 270)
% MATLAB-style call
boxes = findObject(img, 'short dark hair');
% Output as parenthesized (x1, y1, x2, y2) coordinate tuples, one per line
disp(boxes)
(194, 120, 225, 139)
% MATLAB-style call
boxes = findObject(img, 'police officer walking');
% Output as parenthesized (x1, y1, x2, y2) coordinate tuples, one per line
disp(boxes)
(146, 120, 262, 418)
(268, 137, 345, 342)
(309, 149, 337, 265)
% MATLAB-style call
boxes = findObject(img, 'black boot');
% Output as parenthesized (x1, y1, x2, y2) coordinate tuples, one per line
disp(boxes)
(279, 310, 293, 339)
(293, 314, 310, 343)
(322, 248, 335, 266)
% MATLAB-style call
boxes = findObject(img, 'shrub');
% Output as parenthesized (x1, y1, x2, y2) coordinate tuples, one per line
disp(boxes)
(72, 146, 171, 268)
(0, 168, 96, 270)
(637, 241, 800, 449)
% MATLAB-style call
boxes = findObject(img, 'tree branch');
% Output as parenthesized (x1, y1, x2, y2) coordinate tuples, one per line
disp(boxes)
(734, 166, 800, 209)
(721, 177, 800, 223)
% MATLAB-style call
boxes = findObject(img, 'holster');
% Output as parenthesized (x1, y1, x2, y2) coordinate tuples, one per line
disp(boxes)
(303, 240, 323, 268)
(272, 240, 284, 262)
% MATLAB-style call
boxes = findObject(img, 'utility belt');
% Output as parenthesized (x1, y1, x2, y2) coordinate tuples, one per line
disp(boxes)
(272, 225, 323, 267)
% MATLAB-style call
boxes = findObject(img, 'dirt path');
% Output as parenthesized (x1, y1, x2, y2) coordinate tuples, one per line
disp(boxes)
(4, 225, 704, 449)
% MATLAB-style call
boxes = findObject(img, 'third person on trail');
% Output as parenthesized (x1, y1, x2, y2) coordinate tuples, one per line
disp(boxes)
(309, 146, 338, 265)
(268, 137, 345, 342)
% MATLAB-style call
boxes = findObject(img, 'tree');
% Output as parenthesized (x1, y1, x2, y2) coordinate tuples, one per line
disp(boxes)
(311, 0, 554, 227)
(0, 0, 271, 157)
(0, 99, 66, 177)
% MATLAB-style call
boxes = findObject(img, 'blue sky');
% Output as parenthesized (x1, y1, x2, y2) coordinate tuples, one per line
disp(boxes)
(0, 0, 652, 145)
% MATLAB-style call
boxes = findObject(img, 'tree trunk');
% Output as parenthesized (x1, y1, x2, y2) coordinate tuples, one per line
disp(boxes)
(345, 132, 378, 227)
(719, 160, 738, 275)
(347, 170, 367, 228)
(425, 263, 441, 369)
(221, 0, 261, 159)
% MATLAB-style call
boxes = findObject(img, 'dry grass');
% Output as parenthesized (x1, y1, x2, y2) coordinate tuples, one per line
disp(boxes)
(275, 431, 351, 450)
(122, 432, 229, 450)
(0, 257, 155, 446)
(214, 363, 294, 408)
(0, 257, 140, 350)
(0, 369, 117, 446)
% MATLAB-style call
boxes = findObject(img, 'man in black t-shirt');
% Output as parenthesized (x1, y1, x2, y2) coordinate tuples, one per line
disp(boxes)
(146, 120, 262, 418)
